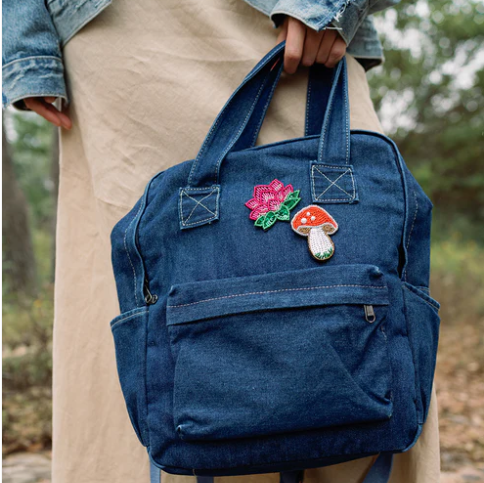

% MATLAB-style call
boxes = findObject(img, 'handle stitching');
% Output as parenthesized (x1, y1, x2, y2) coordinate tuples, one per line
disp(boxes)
(181, 189, 217, 225)
(313, 166, 353, 199)
(250, 67, 281, 148)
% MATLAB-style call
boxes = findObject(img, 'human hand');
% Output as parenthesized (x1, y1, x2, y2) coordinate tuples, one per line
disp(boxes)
(23, 97, 72, 130)
(277, 17, 347, 74)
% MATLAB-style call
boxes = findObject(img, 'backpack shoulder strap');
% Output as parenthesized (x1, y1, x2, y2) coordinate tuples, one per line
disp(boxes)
(278, 454, 393, 483)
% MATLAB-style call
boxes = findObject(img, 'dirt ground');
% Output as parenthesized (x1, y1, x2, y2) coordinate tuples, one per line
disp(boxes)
(436, 320, 484, 475)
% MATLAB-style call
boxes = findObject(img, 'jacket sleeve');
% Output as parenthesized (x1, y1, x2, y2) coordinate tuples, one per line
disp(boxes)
(2, 0, 68, 109)
(269, 0, 400, 46)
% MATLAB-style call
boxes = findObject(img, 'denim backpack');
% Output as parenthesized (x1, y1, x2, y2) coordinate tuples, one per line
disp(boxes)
(110, 42, 440, 483)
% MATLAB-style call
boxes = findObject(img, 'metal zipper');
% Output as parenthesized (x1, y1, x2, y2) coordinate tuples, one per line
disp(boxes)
(364, 305, 376, 323)
(143, 278, 158, 305)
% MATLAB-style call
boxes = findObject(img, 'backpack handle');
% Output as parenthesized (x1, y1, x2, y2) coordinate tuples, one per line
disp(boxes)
(186, 42, 350, 190)
(233, 62, 337, 151)
(305, 62, 339, 137)
(186, 43, 285, 189)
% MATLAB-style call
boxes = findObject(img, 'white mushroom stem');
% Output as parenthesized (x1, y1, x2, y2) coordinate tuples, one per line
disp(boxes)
(308, 226, 334, 260)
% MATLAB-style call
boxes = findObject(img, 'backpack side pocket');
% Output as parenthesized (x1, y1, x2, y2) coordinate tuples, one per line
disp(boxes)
(111, 307, 149, 446)
(402, 282, 440, 424)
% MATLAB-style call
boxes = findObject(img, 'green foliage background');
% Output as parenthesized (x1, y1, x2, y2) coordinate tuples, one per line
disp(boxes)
(368, 0, 484, 238)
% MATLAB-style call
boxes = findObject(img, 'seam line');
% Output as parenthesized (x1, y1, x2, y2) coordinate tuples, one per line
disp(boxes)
(111, 309, 148, 328)
(124, 202, 144, 307)
(168, 284, 387, 308)
(2, 56, 63, 69)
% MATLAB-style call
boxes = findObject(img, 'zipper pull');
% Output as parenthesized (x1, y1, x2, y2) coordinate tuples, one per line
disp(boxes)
(144, 279, 158, 305)
(364, 305, 376, 323)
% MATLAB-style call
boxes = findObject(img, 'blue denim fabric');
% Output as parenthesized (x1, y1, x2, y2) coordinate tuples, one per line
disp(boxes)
(109, 43, 440, 477)
(3, 0, 395, 109)
(2, 0, 111, 109)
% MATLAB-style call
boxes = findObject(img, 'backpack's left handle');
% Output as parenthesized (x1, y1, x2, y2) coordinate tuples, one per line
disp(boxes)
(187, 42, 286, 190)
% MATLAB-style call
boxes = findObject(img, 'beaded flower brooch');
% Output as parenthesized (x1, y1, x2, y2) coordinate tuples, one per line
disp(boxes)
(245, 179, 301, 231)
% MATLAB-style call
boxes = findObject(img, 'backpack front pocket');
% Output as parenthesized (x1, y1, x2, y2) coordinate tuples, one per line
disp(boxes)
(166, 264, 393, 441)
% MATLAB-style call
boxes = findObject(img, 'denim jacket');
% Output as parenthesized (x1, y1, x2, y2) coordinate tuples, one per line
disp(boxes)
(2, 0, 398, 109)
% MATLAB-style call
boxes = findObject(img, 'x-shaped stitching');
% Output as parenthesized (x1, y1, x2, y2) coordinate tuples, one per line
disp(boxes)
(313, 167, 353, 199)
(182, 189, 217, 224)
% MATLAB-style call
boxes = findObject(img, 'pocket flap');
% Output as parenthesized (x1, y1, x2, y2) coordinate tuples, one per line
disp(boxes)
(167, 264, 388, 325)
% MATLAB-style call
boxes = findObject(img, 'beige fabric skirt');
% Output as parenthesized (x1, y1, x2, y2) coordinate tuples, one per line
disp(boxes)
(56, 0, 440, 481)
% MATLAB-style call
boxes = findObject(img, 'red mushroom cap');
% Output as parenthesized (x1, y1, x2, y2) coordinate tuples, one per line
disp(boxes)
(291, 205, 338, 236)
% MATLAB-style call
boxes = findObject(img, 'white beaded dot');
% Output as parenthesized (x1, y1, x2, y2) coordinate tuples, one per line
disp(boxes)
(306, 212, 311, 216)
(311, 216, 316, 221)
(301, 218, 307, 224)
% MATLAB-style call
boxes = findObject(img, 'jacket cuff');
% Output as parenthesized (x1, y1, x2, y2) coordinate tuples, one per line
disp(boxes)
(346, 16, 384, 70)
(270, 0, 351, 32)
(2, 55, 68, 110)
(330, 0, 369, 46)
(270, 0, 370, 47)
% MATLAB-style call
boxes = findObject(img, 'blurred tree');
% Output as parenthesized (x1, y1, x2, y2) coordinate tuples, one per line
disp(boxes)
(2, 122, 37, 297)
(369, 0, 484, 239)
(6, 111, 56, 224)
(4, 111, 57, 282)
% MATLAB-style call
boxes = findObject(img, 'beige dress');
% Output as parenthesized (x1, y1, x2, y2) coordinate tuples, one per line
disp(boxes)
(55, 0, 440, 481)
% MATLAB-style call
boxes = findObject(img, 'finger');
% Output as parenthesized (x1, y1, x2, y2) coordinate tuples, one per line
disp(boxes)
(316, 30, 337, 65)
(38, 99, 72, 129)
(325, 36, 347, 68)
(284, 18, 306, 74)
(24, 98, 72, 129)
(24, 98, 62, 127)
(40, 97, 72, 129)
(55, 106, 72, 130)
(301, 28, 324, 67)
(277, 18, 288, 43)
(42, 102, 72, 130)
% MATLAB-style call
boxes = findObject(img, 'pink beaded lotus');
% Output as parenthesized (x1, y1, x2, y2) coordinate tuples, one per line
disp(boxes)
(245, 179, 301, 230)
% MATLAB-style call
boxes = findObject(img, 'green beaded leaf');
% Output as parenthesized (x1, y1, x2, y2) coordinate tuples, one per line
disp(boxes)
(263, 211, 277, 230)
(282, 197, 301, 210)
(254, 216, 265, 227)
(276, 204, 290, 220)
(285, 190, 300, 201)
(282, 190, 301, 210)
